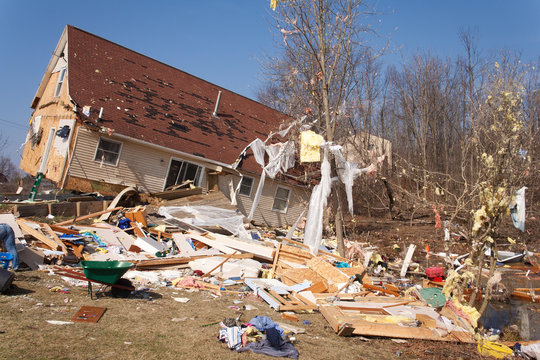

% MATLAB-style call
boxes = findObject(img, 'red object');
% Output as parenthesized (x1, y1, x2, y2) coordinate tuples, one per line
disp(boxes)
(425, 267, 444, 279)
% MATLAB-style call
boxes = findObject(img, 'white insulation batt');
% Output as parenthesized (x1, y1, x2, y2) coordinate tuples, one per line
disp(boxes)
(188, 257, 262, 279)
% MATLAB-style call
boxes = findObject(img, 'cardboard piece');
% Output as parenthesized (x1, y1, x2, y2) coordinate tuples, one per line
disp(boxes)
(72, 306, 107, 323)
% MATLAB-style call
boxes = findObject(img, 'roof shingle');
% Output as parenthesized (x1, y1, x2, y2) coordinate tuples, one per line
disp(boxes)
(67, 25, 289, 171)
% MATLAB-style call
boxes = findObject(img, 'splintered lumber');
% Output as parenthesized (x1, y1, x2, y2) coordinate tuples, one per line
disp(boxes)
(55, 207, 123, 226)
(15, 219, 61, 251)
(41, 223, 69, 254)
(202, 251, 239, 278)
(49, 224, 80, 235)
(363, 284, 401, 297)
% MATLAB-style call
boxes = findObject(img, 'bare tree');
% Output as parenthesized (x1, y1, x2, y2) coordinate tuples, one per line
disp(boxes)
(263, 0, 382, 255)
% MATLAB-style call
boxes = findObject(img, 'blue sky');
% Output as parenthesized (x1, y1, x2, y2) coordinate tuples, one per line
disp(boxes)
(0, 0, 538, 168)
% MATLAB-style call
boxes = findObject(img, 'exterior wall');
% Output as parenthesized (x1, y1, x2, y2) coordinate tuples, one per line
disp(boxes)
(20, 56, 77, 182)
(218, 172, 310, 228)
(67, 127, 209, 193)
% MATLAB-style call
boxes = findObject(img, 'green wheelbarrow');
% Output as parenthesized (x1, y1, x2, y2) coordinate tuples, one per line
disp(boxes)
(54, 261, 135, 299)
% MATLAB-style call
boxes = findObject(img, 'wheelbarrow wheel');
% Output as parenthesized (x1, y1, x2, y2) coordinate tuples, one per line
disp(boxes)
(111, 278, 134, 298)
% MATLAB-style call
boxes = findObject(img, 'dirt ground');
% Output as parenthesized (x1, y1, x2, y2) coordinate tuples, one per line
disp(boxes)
(1, 270, 485, 360)
(1, 212, 538, 359)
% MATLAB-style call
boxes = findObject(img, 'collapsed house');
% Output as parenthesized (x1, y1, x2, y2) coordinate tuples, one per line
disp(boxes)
(20, 25, 311, 228)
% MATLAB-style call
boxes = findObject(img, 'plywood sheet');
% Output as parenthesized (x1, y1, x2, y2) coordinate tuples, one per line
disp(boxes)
(306, 257, 349, 285)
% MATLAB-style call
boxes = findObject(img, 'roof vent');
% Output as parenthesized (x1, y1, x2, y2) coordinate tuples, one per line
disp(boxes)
(212, 91, 222, 118)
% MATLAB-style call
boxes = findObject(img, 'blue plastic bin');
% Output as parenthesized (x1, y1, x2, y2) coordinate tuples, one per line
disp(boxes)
(0, 252, 13, 269)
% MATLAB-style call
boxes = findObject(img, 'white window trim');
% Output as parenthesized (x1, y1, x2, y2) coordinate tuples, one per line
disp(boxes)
(93, 137, 123, 167)
(238, 175, 254, 197)
(272, 185, 292, 213)
(54, 67, 67, 98)
(162, 157, 205, 190)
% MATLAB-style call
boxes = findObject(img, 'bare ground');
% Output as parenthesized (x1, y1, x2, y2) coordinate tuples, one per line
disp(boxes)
(2, 213, 538, 359)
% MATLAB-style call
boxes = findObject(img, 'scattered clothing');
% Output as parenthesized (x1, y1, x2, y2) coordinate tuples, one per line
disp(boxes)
(239, 337, 299, 359)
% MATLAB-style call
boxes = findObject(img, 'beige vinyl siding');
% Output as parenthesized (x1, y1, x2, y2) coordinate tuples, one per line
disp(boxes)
(69, 128, 207, 193)
(219, 173, 310, 228)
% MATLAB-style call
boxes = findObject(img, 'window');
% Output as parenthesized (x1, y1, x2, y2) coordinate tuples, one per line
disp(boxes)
(94, 138, 122, 166)
(239, 176, 254, 197)
(165, 159, 203, 189)
(54, 68, 66, 97)
(272, 186, 291, 212)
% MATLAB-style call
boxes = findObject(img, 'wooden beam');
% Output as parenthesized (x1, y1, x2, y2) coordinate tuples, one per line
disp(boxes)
(55, 207, 123, 226)
(15, 219, 60, 251)
(41, 223, 69, 254)
(201, 251, 238, 278)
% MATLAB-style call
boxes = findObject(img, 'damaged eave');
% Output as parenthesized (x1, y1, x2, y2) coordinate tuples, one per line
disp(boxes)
(31, 26, 68, 109)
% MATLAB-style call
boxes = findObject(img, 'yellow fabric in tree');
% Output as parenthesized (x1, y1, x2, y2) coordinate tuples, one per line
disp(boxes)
(300, 130, 324, 163)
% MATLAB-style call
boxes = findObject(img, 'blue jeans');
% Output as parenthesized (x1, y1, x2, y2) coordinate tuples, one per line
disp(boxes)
(0, 224, 19, 270)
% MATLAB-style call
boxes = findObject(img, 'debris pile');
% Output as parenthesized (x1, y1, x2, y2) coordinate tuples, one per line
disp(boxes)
(1, 189, 539, 359)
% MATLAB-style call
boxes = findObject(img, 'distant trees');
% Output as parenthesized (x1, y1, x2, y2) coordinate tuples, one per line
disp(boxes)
(0, 134, 19, 182)
(258, 13, 539, 239)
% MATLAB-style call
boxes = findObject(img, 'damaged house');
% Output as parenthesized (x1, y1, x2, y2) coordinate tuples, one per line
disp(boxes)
(20, 25, 311, 228)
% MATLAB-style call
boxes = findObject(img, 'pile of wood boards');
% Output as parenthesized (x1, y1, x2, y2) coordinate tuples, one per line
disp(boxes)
(1, 204, 478, 344)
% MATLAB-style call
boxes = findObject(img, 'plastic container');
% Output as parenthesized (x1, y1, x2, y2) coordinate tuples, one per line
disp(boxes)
(80, 260, 134, 284)
(0, 253, 13, 269)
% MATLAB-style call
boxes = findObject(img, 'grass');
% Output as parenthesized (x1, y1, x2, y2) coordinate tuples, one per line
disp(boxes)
(0, 271, 484, 360)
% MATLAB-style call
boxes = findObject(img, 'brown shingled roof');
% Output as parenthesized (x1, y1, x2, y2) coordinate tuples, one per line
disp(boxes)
(66, 25, 290, 171)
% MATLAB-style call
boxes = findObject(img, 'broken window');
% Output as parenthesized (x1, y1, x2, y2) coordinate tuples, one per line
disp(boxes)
(54, 68, 66, 97)
(165, 159, 203, 189)
(239, 176, 254, 197)
(94, 138, 122, 166)
(272, 186, 291, 213)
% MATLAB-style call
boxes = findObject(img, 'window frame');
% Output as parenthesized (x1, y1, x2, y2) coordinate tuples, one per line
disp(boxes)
(163, 157, 204, 190)
(93, 137, 123, 167)
(54, 67, 67, 98)
(238, 176, 254, 197)
(272, 185, 291, 213)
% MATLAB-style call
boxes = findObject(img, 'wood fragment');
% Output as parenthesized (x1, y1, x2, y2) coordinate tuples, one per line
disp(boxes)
(55, 207, 123, 226)
(201, 251, 239, 278)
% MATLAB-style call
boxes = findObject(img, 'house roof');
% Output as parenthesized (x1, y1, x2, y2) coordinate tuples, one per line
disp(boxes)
(65, 26, 290, 172)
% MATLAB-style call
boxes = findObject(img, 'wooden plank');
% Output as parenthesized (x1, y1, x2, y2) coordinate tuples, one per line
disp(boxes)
(363, 284, 401, 297)
(269, 243, 282, 279)
(208, 233, 275, 260)
(269, 289, 292, 306)
(49, 224, 80, 235)
(283, 238, 349, 262)
(56, 207, 123, 226)
(279, 304, 318, 311)
(201, 251, 238, 278)
(15, 219, 59, 250)
(187, 233, 236, 254)
(400, 244, 416, 278)
(41, 223, 69, 254)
